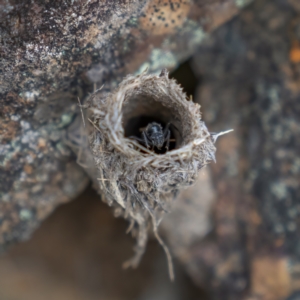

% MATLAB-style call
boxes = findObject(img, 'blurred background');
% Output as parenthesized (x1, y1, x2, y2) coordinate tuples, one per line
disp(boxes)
(0, 185, 206, 300)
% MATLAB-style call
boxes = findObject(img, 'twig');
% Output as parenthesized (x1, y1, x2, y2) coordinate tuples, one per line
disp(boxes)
(77, 97, 86, 128)
(211, 129, 234, 142)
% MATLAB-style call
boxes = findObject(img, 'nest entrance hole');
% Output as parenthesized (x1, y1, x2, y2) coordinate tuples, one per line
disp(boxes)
(122, 96, 183, 154)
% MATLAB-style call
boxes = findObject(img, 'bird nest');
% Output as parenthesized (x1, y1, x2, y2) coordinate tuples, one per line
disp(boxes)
(86, 69, 216, 279)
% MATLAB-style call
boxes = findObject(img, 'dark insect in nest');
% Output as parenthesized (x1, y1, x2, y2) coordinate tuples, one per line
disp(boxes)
(130, 122, 171, 151)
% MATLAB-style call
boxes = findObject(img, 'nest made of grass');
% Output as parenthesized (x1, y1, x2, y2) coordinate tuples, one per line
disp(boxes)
(86, 69, 216, 279)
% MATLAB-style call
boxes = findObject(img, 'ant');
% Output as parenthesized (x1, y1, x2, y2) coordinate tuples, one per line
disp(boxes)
(130, 122, 171, 151)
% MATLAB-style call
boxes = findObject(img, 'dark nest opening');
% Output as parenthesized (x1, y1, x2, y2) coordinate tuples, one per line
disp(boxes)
(122, 96, 181, 154)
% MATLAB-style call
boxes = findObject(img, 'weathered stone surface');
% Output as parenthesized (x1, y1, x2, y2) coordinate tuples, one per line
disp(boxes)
(0, 0, 250, 251)
(176, 0, 300, 299)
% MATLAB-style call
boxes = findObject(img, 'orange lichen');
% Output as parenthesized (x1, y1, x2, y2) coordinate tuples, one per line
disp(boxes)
(140, 0, 191, 35)
(24, 164, 33, 175)
(0, 120, 20, 143)
(290, 43, 300, 63)
(251, 256, 291, 300)
(38, 138, 47, 149)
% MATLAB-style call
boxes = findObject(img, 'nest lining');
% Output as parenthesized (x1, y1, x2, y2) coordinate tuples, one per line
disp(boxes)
(87, 69, 216, 279)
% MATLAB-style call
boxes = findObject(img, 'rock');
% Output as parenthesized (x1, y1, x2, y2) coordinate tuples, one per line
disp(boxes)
(0, 0, 250, 252)
(178, 0, 300, 298)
